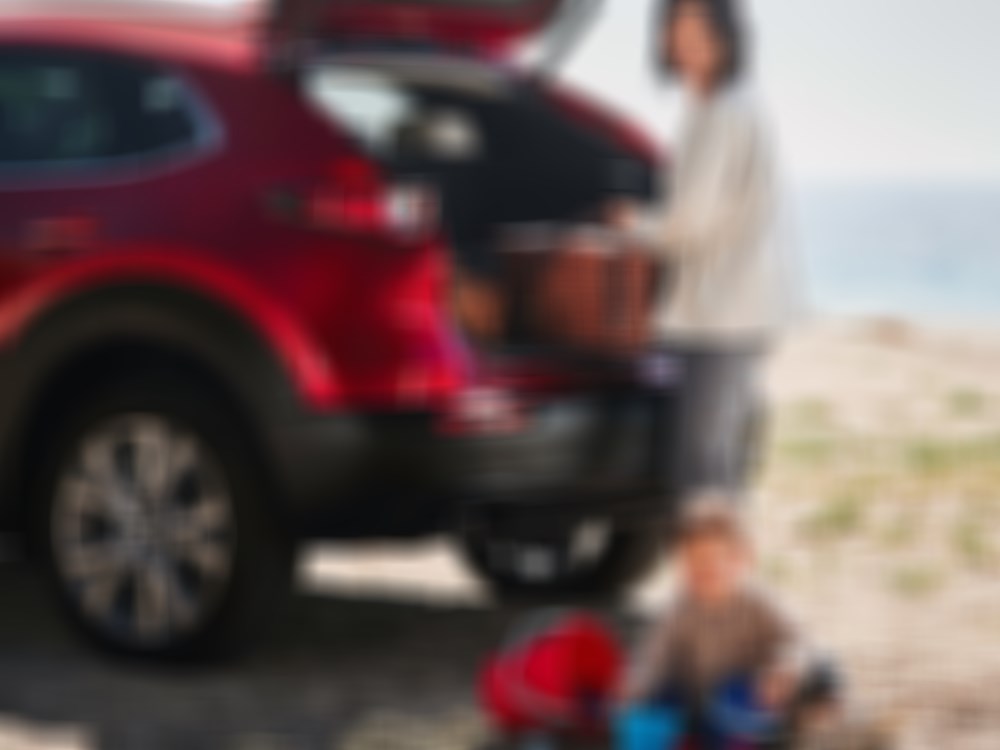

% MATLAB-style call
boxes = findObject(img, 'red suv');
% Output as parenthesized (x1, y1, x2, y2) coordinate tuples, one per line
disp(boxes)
(0, 1, 677, 657)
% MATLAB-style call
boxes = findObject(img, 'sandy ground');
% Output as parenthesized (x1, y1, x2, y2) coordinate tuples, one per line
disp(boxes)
(1, 319, 999, 749)
(751, 320, 1000, 749)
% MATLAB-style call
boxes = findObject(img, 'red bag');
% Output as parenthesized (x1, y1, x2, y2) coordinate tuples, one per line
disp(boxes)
(478, 611, 624, 738)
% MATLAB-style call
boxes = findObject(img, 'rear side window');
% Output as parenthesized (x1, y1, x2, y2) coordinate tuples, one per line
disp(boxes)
(0, 47, 216, 174)
(305, 68, 421, 155)
(304, 67, 485, 164)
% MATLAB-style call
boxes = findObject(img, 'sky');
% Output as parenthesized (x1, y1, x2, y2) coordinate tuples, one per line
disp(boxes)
(559, 0, 1000, 186)
(11, 0, 1000, 186)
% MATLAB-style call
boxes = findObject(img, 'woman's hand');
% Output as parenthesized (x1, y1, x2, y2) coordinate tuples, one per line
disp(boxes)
(603, 199, 640, 231)
(454, 276, 503, 340)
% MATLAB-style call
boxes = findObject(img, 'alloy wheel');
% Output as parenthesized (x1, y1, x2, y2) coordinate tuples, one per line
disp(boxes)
(50, 414, 235, 649)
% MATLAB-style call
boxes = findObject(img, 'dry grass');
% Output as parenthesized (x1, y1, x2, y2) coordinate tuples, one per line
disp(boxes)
(755, 322, 1000, 749)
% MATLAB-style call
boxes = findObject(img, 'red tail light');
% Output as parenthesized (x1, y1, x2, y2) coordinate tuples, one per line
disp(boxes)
(268, 156, 439, 241)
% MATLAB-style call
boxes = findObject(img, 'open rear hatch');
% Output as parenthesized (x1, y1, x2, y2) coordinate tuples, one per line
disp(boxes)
(275, 1, 661, 384)
(266, 0, 598, 64)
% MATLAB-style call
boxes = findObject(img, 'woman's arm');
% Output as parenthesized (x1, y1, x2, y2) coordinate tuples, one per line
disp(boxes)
(641, 106, 779, 260)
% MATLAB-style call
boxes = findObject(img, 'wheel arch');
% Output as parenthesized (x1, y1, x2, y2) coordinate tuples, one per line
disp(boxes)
(0, 281, 302, 532)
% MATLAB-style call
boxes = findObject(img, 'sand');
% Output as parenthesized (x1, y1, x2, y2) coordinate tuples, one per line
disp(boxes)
(755, 320, 1000, 749)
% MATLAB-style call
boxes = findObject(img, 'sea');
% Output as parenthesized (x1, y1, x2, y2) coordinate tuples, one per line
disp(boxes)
(795, 184, 1000, 325)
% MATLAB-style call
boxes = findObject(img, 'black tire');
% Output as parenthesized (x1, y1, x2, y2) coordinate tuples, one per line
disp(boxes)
(33, 371, 292, 660)
(461, 521, 665, 604)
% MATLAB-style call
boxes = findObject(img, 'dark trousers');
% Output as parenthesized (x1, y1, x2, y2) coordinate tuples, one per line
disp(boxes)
(649, 344, 765, 499)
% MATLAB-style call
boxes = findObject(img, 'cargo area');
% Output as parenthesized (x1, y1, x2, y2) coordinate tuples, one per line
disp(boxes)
(302, 53, 662, 358)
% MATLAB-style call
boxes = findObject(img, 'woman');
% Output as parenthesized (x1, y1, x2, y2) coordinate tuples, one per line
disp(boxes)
(616, 0, 799, 495)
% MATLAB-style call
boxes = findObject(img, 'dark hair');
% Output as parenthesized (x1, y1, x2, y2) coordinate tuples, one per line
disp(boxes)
(655, 0, 748, 86)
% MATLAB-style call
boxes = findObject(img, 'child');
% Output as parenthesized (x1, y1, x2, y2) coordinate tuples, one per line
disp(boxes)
(621, 494, 838, 748)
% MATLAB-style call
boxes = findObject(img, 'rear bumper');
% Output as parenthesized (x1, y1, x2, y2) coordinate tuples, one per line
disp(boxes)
(267, 384, 684, 539)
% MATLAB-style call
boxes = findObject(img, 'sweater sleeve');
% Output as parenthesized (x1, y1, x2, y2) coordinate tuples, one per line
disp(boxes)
(640, 105, 779, 262)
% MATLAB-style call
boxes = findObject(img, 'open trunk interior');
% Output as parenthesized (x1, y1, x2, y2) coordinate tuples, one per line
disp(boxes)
(304, 55, 662, 358)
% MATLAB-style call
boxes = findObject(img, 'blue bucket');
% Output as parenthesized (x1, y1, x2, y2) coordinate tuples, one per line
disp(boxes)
(614, 706, 684, 750)
(710, 679, 783, 744)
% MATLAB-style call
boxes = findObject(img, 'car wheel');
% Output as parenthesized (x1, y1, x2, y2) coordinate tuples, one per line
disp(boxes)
(462, 520, 665, 603)
(36, 375, 291, 659)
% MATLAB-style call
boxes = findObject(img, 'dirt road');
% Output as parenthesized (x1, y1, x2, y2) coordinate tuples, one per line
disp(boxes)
(0, 549, 509, 750)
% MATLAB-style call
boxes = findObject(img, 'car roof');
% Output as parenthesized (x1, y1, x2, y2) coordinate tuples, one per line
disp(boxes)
(0, 13, 260, 72)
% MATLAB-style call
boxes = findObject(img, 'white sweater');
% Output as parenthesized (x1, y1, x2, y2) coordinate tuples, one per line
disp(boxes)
(638, 86, 801, 344)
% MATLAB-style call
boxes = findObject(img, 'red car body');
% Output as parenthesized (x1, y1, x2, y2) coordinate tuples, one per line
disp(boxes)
(0, 1, 675, 655)
(0, 18, 464, 411)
